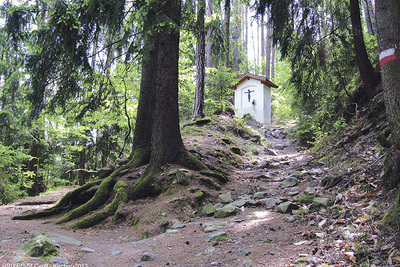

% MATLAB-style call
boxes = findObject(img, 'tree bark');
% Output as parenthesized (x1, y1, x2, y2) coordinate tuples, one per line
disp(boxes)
(350, 0, 380, 91)
(224, 0, 231, 68)
(232, 0, 240, 72)
(265, 13, 272, 79)
(376, 0, 400, 186)
(205, 0, 213, 68)
(193, 0, 206, 120)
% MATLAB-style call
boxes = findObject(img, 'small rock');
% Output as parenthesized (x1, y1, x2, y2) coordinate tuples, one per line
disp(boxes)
(277, 201, 299, 213)
(171, 223, 186, 229)
(310, 197, 329, 210)
(112, 251, 122, 256)
(260, 198, 278, 209)
(140, 252, 156, 261)
(204, 247, 216, 254)
(266, 148, 278, 156)
(372, 260, 381, 265)
(219, 192, 233, 203)
(165, 230, 178, 234)
(304, 187, 316, 195)
(81, 247, 95, 253)
(288, 191, 299, 196)
(229, 217, 244, 223)
(202, 221, 228, 232)
(11, 256, 25, 263)
(50, 256, 69, 265)
(205, 232, 226, 242)
(268, 251, 278, 255)
(279, 177, 298, 188)
(236, 249, 254, 256)
(242, 260, 253, 267)
(285, 216, 295, 223)
(254, 191, 268, 199)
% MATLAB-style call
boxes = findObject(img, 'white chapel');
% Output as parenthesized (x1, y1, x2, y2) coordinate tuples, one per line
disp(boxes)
(230, 73, 278, 125)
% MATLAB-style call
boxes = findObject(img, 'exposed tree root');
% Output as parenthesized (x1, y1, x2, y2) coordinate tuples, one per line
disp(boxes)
(12, 149, 212, 229)
(56, 173, 116, 224)
(71, 180, 128, 229)
(12, 180, 101, 220)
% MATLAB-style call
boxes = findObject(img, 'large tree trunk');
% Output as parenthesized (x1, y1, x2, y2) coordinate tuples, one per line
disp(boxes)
(350, 0, 380, 92)
(129, 8, 158, 166)
(375, 0, 400, 229)
(193, 0, 206, 120)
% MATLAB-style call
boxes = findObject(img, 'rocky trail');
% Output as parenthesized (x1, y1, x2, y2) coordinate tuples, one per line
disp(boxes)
(0, 121, 394, 267)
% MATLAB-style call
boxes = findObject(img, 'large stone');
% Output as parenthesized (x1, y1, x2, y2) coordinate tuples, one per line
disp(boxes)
(277, 201, 299, 213)
(266, 148, 278, 156)
(202, 203, 216, 216)
(231, 198, 257, 208)
(295, 192, 315, 204)
(202, 221, 228, 233)
(254, 191, 269, 199)
(219, 192, 233, 203)
(21, 234, 58, 257)
(310, 197, 329, 210)
(205, 232, 226, 242)
(45, 233, 82, 246)
(260, 198, 278, 209)
(214, 204, 238, 218)
(279, 177, 298, 188)
(140, 252, 156, 261)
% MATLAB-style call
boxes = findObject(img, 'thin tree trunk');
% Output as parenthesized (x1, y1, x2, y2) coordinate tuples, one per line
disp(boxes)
(265, 13, 272, 79)
(224, 0, 231, 68)
(271, 43, 275, 79)
(350, 0, 380, 91)
(205, 0, 213, 68)
(232, 0, 240, 72)
(193, 0, 206, 120)
(261, 14, 265, 73)
(363, 0, 376, 35)
(243, 5, 248, 57)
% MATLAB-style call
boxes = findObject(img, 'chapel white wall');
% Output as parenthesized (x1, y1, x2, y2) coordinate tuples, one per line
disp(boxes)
(234, 79, 271, 125)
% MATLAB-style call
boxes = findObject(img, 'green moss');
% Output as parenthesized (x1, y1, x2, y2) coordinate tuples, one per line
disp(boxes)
(195, 190, 205, 202)
(383, 194, 400, 229)
(21, 234, 59, 258)
(200, 170, 228, 184)
(57, 174, 117, 225)
(12, 180, 101, 220)
(199, 177, 221, 190)
(159, 221, 170, 233)
(131, 216, 140, 226)
(71, 180, 128, 229)
(141, 230, 149, 240)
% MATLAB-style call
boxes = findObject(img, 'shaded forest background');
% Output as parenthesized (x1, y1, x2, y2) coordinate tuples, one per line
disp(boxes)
(0, 0, 399, 229)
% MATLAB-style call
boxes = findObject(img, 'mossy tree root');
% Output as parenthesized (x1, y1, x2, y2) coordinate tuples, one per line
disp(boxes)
(12, 181, 101, 220)
(56, 174, 116, 224)
(71, 180, 128, 229)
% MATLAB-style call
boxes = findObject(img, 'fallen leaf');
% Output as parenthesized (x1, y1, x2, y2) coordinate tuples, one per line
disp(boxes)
(293, 240, 308, 246)
(344, 251, 357, 263)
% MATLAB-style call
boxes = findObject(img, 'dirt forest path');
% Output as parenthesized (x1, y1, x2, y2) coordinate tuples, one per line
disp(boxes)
(0, 124, 333, 267)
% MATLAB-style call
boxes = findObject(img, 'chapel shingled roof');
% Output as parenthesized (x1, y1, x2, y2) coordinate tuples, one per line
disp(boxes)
(230, 73, 278, 90)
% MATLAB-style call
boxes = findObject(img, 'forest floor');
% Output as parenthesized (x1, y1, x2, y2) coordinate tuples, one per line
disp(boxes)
(0, 115, 399, 267)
